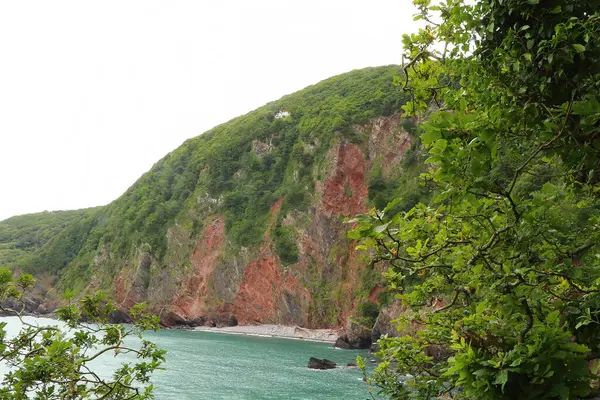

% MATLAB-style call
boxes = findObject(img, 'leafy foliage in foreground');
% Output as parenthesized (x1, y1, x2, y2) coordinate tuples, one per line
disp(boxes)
(0, 269, 165, 399)
(354, 0, 600, 398)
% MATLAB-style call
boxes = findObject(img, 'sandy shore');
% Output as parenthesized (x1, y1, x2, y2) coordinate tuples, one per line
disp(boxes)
(194, 324, 340, 343)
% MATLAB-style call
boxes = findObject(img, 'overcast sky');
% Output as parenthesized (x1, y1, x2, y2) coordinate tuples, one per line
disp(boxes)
(0, 0, 419, 221)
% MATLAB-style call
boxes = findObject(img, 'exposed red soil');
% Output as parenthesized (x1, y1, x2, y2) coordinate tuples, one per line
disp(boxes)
(264, 198, 284, 241)
(270, 198, 284, 216)
(322, 143, 368, 217)
(114, 274, 129, 307)
(368, 284, 385, 304)
(170, 217, 225, 320)
(233, 253, 307, 324)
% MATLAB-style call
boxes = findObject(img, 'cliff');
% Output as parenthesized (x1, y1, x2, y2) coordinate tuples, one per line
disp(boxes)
(0, 66, 426, 329)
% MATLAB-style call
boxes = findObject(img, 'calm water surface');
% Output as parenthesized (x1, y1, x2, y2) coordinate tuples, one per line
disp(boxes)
(1, 317, 372, 399)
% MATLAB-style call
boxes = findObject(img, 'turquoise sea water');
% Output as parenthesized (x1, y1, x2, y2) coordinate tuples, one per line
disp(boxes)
(0, 317, 372, 399)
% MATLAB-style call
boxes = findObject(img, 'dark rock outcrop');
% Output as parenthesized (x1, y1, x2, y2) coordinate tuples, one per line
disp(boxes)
(369, 300, 453, 360)
(109, 308, 132, 324)
(187, 313, 238, 328)
(346, 320, 372, 349)
(333, 336, 352, 349)
(308, 357, 336, 370)
(0, 295, 44, 317)
(371, 300, 404, 342)
(334, 320, 373, 349)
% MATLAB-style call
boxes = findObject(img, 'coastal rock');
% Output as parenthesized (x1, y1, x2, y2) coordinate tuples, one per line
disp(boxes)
(371, 300, 405, 342)
(425, 344, 453, 362)
(346, 320, 372, 349)
(109, 308, 132, 324)
(308, 357, 336, 370)
(333, 336, 352, 349)
(187, 313, 238, 328)
(370, 299, 453, 360)
(0, 295, 42, 316)
(334, 320, 372, 350)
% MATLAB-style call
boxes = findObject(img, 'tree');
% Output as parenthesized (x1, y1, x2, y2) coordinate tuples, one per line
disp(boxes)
(353, 0, 600, 398)
(0, 269, 165, 399)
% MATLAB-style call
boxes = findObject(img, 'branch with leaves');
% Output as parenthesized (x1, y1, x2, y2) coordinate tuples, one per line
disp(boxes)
(0, 269, 166, 399)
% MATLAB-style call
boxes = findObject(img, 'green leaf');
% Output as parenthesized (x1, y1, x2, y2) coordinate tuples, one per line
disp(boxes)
(547, 310, 560, 324)
(494, 369, 509, 391)
(374, 221, 391, 234)
(572, 44, 586, 53)
(551, 5, 561, 13)
(383, 197, 402, 213)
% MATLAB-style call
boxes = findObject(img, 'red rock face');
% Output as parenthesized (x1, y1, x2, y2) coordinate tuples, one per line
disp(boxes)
(108, 115, 411, 328)
(233, 254, 296, 324)
(170, 217, 225, 320)
(368, 284, 384, 304)
(232, 198, 309, 325)
(321, 143, 368, 218)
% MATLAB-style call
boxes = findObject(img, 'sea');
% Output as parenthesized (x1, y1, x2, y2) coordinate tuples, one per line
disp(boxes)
(0, 316, 373, 399)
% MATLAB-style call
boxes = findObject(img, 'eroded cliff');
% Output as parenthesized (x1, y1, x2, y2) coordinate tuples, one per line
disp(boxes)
(0, 66, 426, 331)
(106, 112, 416, 328)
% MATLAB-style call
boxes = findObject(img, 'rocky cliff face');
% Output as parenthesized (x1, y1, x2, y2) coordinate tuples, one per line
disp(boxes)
(1, 66, 424, 332)
(106, 112, 413, 328)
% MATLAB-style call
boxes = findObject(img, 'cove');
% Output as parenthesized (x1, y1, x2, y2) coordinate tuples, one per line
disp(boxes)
(0, 317, 371, 399)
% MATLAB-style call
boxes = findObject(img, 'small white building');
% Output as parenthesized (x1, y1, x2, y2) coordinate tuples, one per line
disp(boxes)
(274, 110, 291, 119)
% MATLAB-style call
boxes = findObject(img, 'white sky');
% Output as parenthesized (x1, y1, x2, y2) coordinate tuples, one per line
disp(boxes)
(0, 0, 419, 221)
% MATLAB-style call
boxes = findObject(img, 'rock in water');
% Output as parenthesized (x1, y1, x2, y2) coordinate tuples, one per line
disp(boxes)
(333, 320, 372, 350)
(333, 336, 352, 349)
(307, 357, 336, 370)
(346, 320, 372, 349)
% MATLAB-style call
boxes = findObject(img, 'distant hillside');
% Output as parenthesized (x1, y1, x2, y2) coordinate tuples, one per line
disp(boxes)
(0, 208, 99, 271)
(0, 66, 428, 329)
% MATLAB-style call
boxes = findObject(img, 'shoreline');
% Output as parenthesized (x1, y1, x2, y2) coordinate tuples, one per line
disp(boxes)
(193, 324, 340, 343)
(0, 314, 342, 344)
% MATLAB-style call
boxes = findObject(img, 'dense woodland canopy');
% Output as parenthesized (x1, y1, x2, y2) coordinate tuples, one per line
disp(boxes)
(353, 0, 600, 398)
(0, 209, 98, 272)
